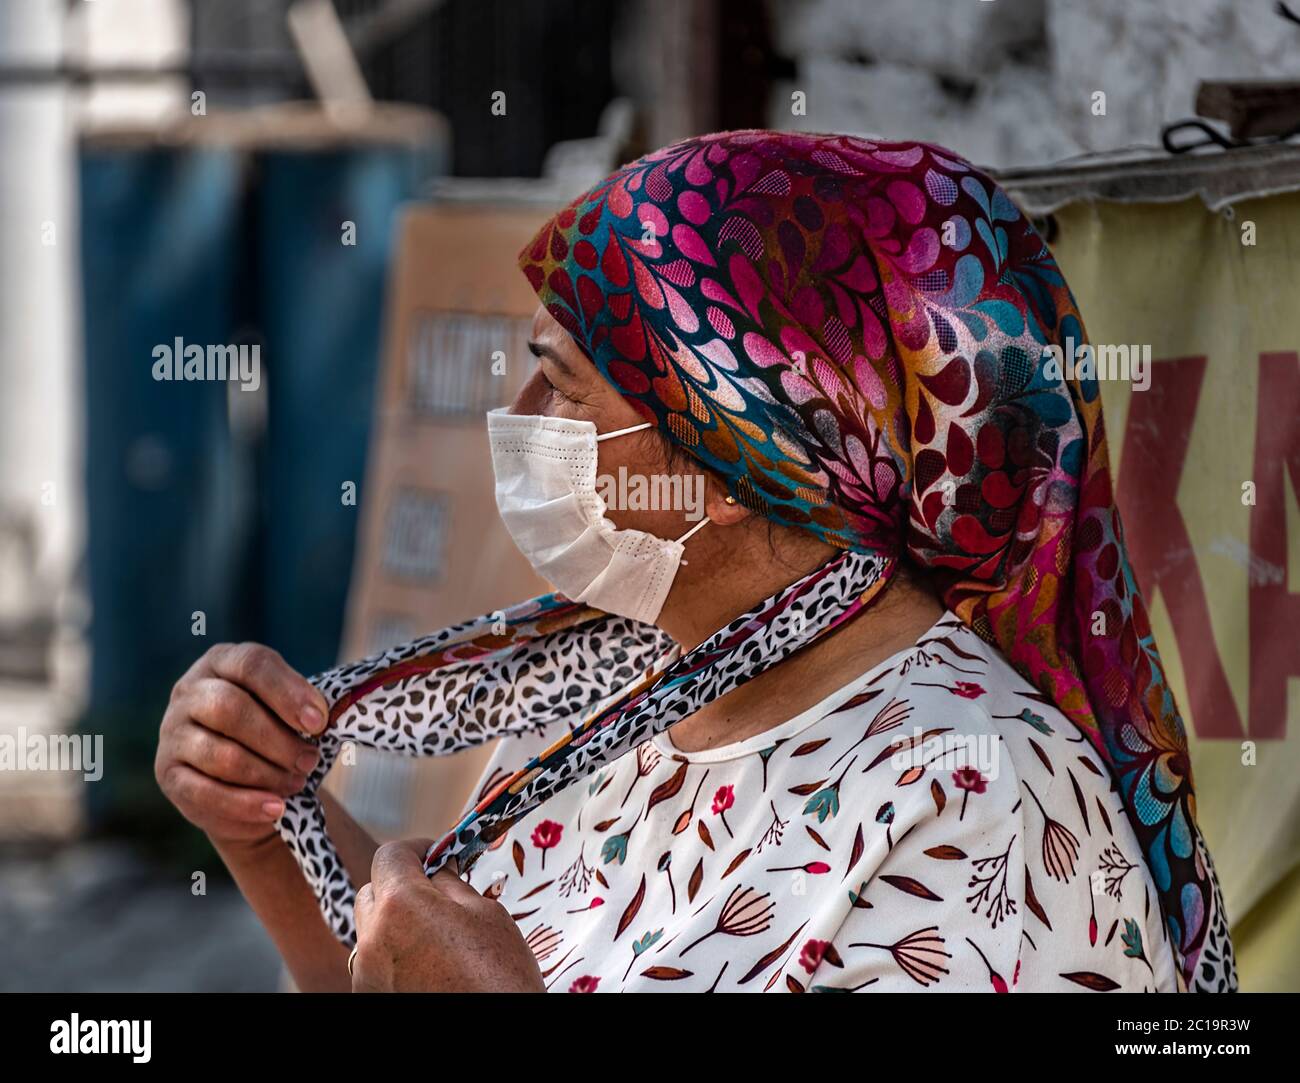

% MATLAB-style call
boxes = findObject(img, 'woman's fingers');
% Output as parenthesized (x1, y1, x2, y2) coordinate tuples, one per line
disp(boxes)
(188, 676, 319, 777)
(176, 720, 306, 795)
(369, 838, 433, 892)
(353, 882, 375, 932)
(206, 642, 329, 737)
(426, 866, 486, 907)
(158, 641, 325, 846)
(159, 761, 287, 827)
(368, 838, 486, 908)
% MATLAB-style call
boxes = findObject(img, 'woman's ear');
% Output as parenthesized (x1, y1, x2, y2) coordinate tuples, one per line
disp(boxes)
(704, 476, 749, 526)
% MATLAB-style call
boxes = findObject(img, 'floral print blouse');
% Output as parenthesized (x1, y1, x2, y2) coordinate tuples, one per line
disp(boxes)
(461, 612, 1180, 992)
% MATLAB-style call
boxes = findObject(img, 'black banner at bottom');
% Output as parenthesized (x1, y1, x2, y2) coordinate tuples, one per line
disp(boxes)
(0, 990, 1289, 1068)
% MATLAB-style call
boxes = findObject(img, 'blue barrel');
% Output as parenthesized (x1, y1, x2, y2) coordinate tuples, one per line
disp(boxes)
(256, 142, 438, 678)
(78, 123, 441, 829)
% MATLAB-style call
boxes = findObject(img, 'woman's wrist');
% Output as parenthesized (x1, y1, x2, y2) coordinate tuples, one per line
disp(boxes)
(210, 824, 353, 991)
(210, 829, 282, 862)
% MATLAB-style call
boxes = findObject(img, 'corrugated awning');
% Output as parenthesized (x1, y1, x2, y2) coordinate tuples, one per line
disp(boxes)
(994, 143, 1300, 214)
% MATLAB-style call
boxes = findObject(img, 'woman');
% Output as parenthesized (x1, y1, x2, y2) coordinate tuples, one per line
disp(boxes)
(156, 130, 1235, 992)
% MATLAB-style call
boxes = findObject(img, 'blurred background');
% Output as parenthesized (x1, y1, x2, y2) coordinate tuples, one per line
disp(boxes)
(1, 0, 1298, 991)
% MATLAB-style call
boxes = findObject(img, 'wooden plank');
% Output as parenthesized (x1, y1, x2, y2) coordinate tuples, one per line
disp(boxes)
(1196, 80, 1300, 139)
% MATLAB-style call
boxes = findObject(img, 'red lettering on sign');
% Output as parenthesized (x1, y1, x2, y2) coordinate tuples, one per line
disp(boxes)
(1116, 356, 1245, 739)
(1248, 352, 1300, 741)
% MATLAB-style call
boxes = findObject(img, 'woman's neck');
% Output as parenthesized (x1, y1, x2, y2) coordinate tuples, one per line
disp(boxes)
(659, 559, 945, 755)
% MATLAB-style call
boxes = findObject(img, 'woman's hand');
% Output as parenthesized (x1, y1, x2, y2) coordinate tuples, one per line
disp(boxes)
(351, 839, 546, 993)
(155, 642, 329, 847)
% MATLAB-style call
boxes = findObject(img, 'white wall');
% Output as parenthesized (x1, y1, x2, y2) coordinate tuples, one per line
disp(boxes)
(0, 0, 186, 629)
(0, 0, 187, 838)
(770, 0, 1300, 168)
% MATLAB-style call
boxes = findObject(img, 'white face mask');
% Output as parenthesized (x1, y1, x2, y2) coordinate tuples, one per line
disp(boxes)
(487, 407, 710, 625)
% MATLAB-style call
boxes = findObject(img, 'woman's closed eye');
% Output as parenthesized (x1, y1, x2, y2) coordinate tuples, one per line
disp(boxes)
(527, 342, 577, 403)
(540, 365, 593, 408)
(540, 368, 574, 402)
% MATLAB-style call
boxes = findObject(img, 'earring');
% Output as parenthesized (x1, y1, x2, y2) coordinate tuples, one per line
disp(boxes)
(724, 495, 737, 505)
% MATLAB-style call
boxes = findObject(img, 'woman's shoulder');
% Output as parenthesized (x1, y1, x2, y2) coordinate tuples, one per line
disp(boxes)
(829, 613, 1098, 772)
(805, 613, 1179, 991)
(815, 612, 1126, 853)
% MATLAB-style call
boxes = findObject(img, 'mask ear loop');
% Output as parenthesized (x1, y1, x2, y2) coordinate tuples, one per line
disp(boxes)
(677, 490, 734, 563)
(595, 421, 653, 442)
(676, 515, 711, 564)
(595, 419, 713, 559)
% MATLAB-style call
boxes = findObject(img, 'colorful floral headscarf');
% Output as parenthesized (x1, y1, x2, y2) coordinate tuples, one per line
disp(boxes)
(282, 131, 1233, 994)
(515, 130, 1233, 990)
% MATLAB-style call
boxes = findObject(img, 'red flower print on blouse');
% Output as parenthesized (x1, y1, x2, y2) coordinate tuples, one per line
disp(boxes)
(953, 768, 987, 821)
(966, 937, 1009, 993)
(913, 679, 985, 699)
(566, 896, 604, 915)
(531, 819, 563, 869)
(799, 939, 829, 973)
(569, 975, 599, 993)
(712, 785, 735, 838)
(768, 860, 832, 875)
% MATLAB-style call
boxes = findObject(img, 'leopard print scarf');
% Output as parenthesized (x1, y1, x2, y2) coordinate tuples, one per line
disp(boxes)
(280, 549, 891, 945)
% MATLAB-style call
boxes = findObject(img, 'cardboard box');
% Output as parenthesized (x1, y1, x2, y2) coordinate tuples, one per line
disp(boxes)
(327, 195, 560, 841)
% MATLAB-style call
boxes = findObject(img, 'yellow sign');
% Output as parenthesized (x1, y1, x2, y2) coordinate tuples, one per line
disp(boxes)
(1050, 191, 1300, 991)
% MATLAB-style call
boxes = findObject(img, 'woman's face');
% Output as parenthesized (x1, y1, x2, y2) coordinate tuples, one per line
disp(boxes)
(510, 305, 706, 541)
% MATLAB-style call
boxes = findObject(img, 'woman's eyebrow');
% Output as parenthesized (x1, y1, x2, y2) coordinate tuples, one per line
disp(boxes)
(527, 339, 576, 378)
